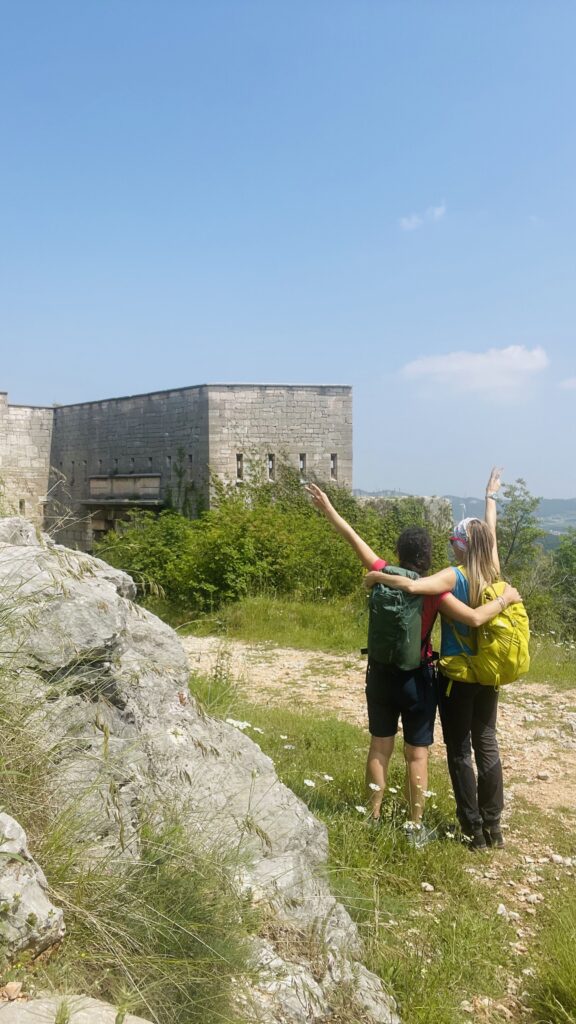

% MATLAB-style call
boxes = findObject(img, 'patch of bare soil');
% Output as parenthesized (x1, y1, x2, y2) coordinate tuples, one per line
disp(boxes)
(182, 635, 576, 1021)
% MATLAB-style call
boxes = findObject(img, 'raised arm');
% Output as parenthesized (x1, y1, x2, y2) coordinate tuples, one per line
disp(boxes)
(440, 584, 521, 627)
(484, 466, 503, 574)
(363, 566, 457, 595)
(305, 483, 380, 570)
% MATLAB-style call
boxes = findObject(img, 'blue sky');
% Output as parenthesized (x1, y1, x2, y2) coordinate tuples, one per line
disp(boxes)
(1, 2, 575, 497)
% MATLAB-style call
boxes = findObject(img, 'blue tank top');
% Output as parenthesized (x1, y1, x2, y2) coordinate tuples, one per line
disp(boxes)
(440, 566, 474, 656)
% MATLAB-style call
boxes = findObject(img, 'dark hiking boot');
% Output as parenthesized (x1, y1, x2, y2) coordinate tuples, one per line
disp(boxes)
(483, 826, 505, 849)
(464, 830, 488, 852)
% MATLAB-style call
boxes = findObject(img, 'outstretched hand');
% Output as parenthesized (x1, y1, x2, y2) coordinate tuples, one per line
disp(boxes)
(486, 466, 504, 495)
(305, 483, 333, 515)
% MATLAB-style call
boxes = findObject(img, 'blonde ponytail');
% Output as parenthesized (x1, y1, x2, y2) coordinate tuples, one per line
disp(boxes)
(462, 519, 499, 607)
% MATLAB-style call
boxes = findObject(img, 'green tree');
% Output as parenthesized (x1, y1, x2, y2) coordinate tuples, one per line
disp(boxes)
(497, 478, 544, 576)
(552, 529, 576, 633)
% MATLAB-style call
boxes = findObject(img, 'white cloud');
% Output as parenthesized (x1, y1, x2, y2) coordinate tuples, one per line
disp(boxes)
(427, 202, 446, 222)
(399, 200, 446, 231)
(399, 213, 423, 232)
(559, 377, 576, 390)
(401, 345, 549, 401)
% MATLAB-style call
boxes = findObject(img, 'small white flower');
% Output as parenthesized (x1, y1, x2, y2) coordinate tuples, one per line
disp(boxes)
(225, 718, 251, 731)
(323, 774, 334, 782)
(252, 726, 264, 734)
(423, 790, 436, 798)
(445, 831, 454, 839)
(303, 779, 316, 788)
(387, 786, 398, 794)
(368, 783, 381, 791)
(280, 734, 288, 740)
(283, 743, 295, 750)
(355, 805, 367, 814)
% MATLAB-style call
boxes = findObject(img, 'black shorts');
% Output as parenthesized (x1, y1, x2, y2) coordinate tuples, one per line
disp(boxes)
(365, 658, 437, 747)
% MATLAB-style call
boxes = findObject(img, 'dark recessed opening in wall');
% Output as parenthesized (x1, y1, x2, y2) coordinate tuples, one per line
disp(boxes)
(330, 453, 338, 480)
(19, 499, 25, 514)
(236, 453, 244, 480)
(268, 454, 275, 481)
(299, 453, 306, 478)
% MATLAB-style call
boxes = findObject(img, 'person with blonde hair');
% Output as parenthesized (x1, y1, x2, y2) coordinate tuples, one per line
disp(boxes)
(364, 468, 509, 850)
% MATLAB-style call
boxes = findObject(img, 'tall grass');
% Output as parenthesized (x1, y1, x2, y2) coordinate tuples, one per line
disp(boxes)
(528, 887, 576, 1023)
(0, 656, 255, 1023)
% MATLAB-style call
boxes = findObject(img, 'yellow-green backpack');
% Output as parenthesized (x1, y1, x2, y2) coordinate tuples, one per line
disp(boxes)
(441, 579, 530, 687)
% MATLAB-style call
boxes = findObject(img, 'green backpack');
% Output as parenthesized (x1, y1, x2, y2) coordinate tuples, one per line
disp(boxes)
(367, 567, 424, 671)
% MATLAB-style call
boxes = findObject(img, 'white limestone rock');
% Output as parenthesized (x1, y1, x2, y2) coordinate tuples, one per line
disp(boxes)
(0, 521, 399, 1024)
(0, 814, 65, 964)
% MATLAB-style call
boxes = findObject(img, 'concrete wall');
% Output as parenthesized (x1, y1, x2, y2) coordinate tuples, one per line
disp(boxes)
(48, 387, 210, 548)
(207, 384, 352, 488)
(0, 383, 353, 550)
(0, 394, 53, 528)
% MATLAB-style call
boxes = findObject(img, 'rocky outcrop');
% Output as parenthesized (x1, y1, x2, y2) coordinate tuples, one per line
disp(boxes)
(0, 520, 399, 1024)
(0, 815, 65, 964)
(0, 995, 152, 1024)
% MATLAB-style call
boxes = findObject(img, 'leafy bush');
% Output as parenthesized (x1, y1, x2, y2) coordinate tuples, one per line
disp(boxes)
(96, 463, 450, 610)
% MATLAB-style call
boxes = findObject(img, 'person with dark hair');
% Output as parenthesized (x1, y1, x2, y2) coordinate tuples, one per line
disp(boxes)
(306, 483, 520, 845)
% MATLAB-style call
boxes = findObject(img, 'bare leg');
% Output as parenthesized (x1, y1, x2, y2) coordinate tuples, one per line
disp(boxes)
(365, 735, 395, 819)
(403, 743, 429, 823)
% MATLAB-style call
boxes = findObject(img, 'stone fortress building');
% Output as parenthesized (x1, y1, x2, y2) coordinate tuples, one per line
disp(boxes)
(0, 384, 352, 550)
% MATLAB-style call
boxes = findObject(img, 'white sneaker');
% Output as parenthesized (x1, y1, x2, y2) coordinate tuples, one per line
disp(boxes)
(404, 823, 436, 849)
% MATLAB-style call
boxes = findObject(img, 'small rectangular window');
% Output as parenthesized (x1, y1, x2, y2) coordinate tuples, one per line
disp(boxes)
(130, 457, 135, 471)
(268, 454, 275, 481)
(83, 460, 87, 480)
(148, 457, 153, 469)
(166, 455, 172, 477)
(98, 459, 103, 472)
(113, 458, 118, 471)
(236, 453, 244, 480)
(299, 453, 306, 478)
(70, 460, 75, 484)
(19, 499, 26, 514)
(330, 453, 338, 480)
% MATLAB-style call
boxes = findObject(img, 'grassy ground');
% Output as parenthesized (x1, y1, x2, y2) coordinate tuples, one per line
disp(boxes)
(146, 594, 369, 654)
(186, 604, 576, 1024)
(190, 665, 521, 1024)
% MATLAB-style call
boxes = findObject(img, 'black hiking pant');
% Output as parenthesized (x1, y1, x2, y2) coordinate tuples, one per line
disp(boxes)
(438, 673, 504, 835)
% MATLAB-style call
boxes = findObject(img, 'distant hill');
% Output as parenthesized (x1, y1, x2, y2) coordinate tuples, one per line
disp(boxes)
(354, 490, 576, 537)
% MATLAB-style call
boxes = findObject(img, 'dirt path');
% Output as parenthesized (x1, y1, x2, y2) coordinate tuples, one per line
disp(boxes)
(182, 634, 576, 814)
(181, 635, 576, 1020)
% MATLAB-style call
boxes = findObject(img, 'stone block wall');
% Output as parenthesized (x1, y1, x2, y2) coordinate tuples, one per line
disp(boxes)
(0, 384, 353, 550)
(48, 388, 210, 548)
(0, 394, 53, 528)
(208, 384, 352, 488)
